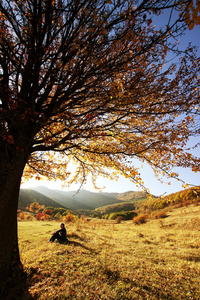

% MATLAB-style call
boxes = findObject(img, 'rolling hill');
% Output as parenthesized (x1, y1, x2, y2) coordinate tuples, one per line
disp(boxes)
(94, 201, 137, 214)
(18, 189, 68, 211)
(116, 191, 148, 202)
(19, 185, 200, 215)
(19, 186, 148, 211)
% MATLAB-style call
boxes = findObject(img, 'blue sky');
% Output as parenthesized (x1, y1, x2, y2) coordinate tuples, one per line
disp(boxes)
(22, 10, 200, 196)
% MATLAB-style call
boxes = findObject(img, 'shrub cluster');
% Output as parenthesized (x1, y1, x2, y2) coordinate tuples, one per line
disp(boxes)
(36, 212, 50, 221)
(62, 212, 76, 223)
(154, 211, 168, 219)
(133, 214, 147, 225)
(106, 211, 137, 221)
(17, 210, 34, 221)
(18, 202, 78, 221)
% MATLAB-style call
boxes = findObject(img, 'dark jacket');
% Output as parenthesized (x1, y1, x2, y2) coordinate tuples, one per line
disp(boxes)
(56, 227, 66, 241)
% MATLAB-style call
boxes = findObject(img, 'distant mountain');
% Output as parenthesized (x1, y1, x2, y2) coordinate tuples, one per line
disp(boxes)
(18, 185, 200, 214)
(31, 186, 124, 210)
(18, 189, 67, 211)
(19, 186, 149, 211)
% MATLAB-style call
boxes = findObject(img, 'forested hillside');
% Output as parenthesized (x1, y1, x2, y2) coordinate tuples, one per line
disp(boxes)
(19, 186, 148, 211)
(18, 189, 67, 211)
(19, 186, 200, 216)
(137, 186, 200, 214)
(94, 202, 137, 214)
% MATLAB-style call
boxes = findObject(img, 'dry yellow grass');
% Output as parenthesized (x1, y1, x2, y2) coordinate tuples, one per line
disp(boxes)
(17, 204, 200, 299)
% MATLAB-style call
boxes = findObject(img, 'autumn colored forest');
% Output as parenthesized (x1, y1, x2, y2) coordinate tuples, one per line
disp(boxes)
(17, 186, 200, 222)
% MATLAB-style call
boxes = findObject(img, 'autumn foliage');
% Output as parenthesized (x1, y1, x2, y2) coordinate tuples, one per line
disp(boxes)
(36, 212, 49, 221)
(62, 212, 76, 223)
(26, 201, 43, 214)
(0, 0, 199, 191)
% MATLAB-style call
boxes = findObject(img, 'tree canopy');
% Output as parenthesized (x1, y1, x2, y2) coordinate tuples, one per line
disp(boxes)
(0, 0, 200, 192)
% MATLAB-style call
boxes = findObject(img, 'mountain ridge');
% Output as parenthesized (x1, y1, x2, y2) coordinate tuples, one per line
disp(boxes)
(18, 189, 68, 211)
(19, 186, 148, 211)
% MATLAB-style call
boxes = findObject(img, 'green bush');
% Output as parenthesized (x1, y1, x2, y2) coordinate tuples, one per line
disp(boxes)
(108, 211, 137, 221)
(54, 212, 62, 220)
(91, 212, 102, 218)
(52, 208, 68, 217)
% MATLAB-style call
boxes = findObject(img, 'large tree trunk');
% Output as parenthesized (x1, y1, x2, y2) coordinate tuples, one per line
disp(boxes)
(0, 151, 27, 293)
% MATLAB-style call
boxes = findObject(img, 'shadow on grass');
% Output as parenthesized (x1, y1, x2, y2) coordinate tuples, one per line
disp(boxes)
(61, 240, 96, 253)
(4, 239, 95, 299)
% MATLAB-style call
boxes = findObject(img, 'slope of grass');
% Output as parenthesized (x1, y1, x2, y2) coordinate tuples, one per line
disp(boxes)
(94, 201, 137, 214)
(17, 204, 200, 299)
(116, 191, 148, 201)
(137, 186, 200, 216)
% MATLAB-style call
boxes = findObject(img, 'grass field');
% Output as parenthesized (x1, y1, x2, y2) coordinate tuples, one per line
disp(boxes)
(17, 204, 200, 299)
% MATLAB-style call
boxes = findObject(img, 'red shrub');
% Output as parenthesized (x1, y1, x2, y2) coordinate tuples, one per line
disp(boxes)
(36, 212, 48, 220)
(44, 209, 53, 216)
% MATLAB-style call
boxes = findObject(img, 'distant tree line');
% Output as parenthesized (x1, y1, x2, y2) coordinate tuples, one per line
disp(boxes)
(18, 201, 138, 221)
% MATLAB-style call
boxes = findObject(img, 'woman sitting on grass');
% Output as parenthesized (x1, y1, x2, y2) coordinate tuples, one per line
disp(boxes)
(49, 222, 68, 243)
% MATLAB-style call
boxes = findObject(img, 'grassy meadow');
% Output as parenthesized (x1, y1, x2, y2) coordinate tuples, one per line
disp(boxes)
(17, 204, 200, 300)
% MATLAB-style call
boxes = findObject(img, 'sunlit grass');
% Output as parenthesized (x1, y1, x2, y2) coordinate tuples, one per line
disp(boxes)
(18, 204, 200, 299)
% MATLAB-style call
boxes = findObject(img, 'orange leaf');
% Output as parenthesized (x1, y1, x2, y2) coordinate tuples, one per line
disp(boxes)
(188, 22, 195, 30)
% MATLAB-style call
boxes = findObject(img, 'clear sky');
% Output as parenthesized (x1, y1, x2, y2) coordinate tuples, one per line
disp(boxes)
(21, 9, 200, 197)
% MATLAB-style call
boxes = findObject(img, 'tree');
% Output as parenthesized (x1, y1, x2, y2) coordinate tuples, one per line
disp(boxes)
(0, 0, 200, 289)
(27, 201, 41, 214)
(44, 208, 53, 216)
(36, 211, 48, 220)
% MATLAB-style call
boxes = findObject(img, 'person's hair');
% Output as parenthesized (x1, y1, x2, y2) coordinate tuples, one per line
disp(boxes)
(60, 222, 65, 227)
